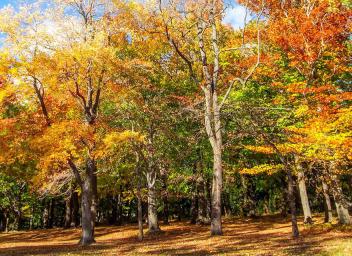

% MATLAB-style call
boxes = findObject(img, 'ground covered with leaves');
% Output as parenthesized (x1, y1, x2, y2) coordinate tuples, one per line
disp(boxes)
(0, 215, 351, 256)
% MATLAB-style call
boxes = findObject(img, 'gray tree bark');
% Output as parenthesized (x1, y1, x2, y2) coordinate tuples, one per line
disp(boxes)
(147, 170, 160, 233)
(68, 158, 97, 245)
(329, 163, 351, 225)
(321, 179, 333, 223)
(80, 177, 94, 245)
(297, 169, 313, 224)
(332, 178, 351, 225)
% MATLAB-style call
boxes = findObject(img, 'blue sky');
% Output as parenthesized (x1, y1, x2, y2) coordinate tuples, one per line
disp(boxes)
(0, 0, 12, 8)
(0, 0, 246, 29)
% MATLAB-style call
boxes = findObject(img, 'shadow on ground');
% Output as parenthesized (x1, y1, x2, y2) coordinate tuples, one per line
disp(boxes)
(0, 215, 351, 256)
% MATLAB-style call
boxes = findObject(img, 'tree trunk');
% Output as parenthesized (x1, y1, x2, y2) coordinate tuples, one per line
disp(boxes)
(332, 177, 351, 224)
(137, 166, 143, 241)
(48, 198, 54, 228)
(64, 193, 72, 228)
(115, 193, 122, 225)
(80, 178, 95, 245)
(42, 198, 53, 229)
(196, 175, 209, 224)
(287, 169, 299, 238)
(147, 170, 160, 233)
(89, 159, 98, 237)
(190, 185, 198, 224)
(4, 212, 9, 233)
(29, 206, 34, 230)
(0, 211, 6, 232)
(70, 157, 98, 246)
(297, 170, 313, 224)
(321, 180, 333, 223)
(71, 191, 80, 227)
(328, 162, 351, 225)
(211, 144, 223, 235)
(190, 163, 198, 224)
(162, 173, 169, 225)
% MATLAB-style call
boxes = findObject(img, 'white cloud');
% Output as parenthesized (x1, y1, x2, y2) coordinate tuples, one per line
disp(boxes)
(223, 5, 247, 30)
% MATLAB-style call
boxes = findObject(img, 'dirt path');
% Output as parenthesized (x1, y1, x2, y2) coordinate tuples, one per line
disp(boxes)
(0, 216, 351, 255)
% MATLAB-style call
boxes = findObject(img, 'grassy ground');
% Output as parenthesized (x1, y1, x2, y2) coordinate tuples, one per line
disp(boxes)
(0, 215, 351, 256)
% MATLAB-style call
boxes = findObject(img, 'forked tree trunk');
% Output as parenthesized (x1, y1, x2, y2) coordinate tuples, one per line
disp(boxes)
(69, 158, 97, 245)
(321, 180, 333, 223)
(287, 169, 299, 238)
(147, 170, 160, 233)
(297, 170, 313, 224)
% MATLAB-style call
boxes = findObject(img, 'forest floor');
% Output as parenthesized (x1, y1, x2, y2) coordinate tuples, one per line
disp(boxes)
(0, 215, 351, 256)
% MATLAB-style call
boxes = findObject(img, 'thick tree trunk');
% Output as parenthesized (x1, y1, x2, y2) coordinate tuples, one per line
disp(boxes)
(287, 169, 299, 238)
(70, 157, 97, 246)
(297, 170, 313, 224)
(321, 180, 333, 223)
(80, 178, 95, 245)
(147, 170, 160, 233)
